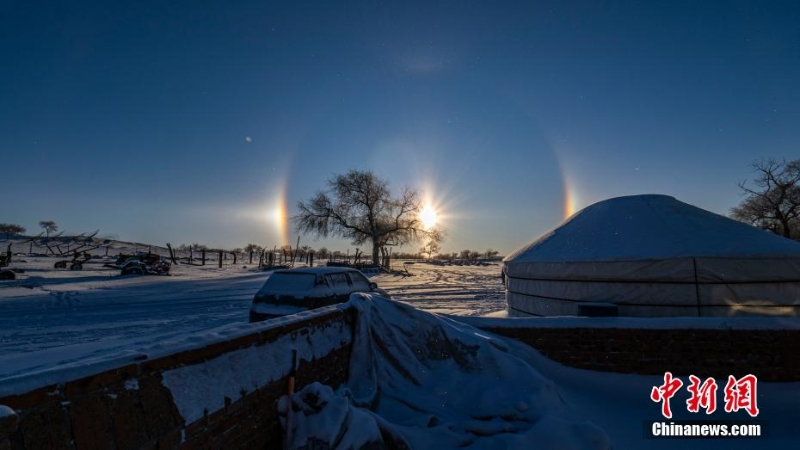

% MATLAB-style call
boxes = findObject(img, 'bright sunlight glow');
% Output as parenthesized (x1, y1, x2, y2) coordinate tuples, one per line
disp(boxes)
(419, 204, 439, 229)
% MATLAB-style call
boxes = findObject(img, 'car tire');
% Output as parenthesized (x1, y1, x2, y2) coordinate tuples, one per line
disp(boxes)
(122, 266, 144, 276)
(70, 263, 83, 271)
(54, 261, 68, 269)
(0, 270, 15, 280)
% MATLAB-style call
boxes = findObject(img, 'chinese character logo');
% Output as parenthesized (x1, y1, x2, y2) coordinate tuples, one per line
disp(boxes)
(686, 375, 718, 414)
(651, 373, 759, 418)
(651, 372, 684, 419)
(724, 374, 759, 417)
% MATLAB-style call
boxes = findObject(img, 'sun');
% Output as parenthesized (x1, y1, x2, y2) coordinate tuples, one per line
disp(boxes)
(419, 204, 439, 229)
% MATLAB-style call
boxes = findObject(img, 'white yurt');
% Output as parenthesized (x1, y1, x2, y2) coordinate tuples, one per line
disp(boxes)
(502, 194, 800, 317)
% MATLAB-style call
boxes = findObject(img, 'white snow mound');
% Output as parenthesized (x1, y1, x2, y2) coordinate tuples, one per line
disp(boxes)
(281, 293, 610, 449)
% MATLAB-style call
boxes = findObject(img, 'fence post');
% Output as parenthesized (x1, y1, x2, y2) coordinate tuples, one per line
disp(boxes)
(249, 251, 253, 264)
(219, 250, 223, 268)
(202, 250, 206, 266)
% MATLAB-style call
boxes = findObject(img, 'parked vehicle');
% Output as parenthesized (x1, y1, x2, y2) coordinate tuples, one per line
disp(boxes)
(116, 254, 171, 276)
(249, 267, 389, 322)
(54, 251, 92, 270)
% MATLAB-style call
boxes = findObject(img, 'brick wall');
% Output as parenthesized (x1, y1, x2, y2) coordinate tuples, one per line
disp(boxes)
(0, 308, 355, 450)
(477, 325, 800, 382)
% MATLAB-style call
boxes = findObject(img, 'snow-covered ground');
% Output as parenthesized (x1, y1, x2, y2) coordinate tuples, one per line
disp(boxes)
(366, 261, 505, 316)
(0, 255, 504, 379)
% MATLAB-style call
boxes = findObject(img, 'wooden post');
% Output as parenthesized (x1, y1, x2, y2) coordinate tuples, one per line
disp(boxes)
(249, 251, 253, 264)
(218, 250, 223, 268)
(201, 250, 206, 266)
(166, 243, 177, 264)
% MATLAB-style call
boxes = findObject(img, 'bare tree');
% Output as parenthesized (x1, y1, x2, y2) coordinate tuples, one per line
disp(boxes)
(39, 221, 58, 237)
(485, 249, 499, 259)
(420, 240, 440, 259)
(0, 223, 26, 240)
(730, 159, 800, 240)
(317, 247, 329, 259)
(244, 243, 263, 254)
(420, 230, 445, 259)
(294, 170, 441, 265)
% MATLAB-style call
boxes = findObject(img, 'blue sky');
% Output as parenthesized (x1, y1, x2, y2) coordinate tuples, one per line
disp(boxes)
(2, 1, 799, 254)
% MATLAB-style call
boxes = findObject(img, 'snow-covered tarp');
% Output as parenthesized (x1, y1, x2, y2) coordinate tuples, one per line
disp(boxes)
(280, 293, 610, 449)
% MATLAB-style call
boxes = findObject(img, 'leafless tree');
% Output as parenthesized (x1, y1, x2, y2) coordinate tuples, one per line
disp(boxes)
(0, 223, 26, 241)
(420, 240, 440, 260)
(294, 169, 442, 265)
(730, 158, 800, 240)
(39, 220, 58, 237)
(244, 243, 263, 254)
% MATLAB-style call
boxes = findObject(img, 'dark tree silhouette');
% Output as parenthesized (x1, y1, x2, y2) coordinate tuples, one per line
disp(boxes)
(39, 221, 58, 237)
(294, 170, 442, 265)
(0, 223, 26, 240)
(730, 158, 800, 240)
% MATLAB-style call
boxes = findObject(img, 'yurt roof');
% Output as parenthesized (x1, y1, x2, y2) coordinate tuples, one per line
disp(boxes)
(504, 194, 800, 263)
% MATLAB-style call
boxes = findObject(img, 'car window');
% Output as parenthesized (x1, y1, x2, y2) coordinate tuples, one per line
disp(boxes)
(326, 272, 351, 287)
(347, 271, 371, 290)
(348, 272, 369, 285)
(263, 273, 316, 290)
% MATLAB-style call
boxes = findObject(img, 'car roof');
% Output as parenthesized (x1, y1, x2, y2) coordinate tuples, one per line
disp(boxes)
(272, 266, 365, 275)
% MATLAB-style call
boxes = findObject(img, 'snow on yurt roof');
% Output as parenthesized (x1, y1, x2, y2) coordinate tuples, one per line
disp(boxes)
(505, 194, 800, 263)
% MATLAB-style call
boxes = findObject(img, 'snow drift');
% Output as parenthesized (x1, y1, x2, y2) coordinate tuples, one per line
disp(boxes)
(280, 294, 610, 449)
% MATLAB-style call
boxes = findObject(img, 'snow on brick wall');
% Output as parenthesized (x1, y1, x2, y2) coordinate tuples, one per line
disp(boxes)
(475, 325, 800, 382)
(0, 307, 356, 450)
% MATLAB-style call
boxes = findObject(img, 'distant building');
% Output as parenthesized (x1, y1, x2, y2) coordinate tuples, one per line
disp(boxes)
(503, 194, 800, 317)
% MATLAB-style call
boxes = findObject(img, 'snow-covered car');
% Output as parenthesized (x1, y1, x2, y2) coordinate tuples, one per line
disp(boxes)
(118, 255, 171, 276)
(249, 266, 389, 322)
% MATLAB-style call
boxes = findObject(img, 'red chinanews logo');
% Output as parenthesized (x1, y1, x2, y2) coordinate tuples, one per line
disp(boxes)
(651, 373, 759, 419)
